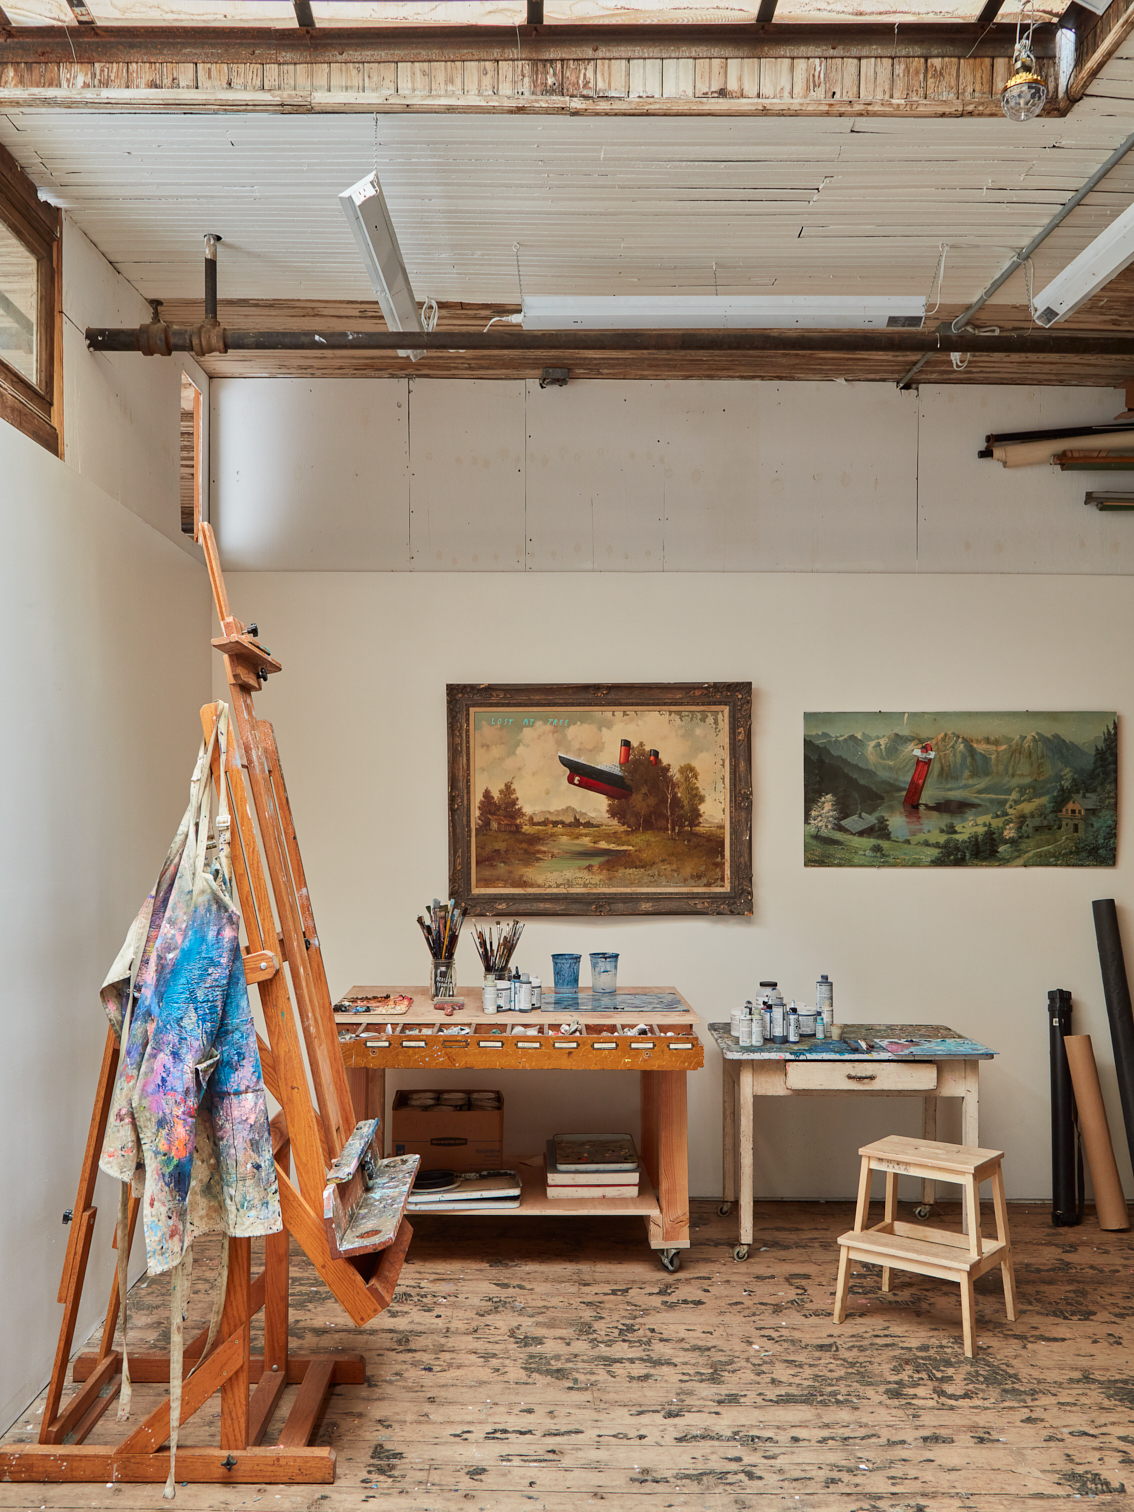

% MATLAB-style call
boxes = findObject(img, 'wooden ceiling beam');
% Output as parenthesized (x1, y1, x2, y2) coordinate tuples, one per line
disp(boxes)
(0, 20, 1047, 62)
(974, 0, 1007, 28)
(1070, 0, 1134, 101)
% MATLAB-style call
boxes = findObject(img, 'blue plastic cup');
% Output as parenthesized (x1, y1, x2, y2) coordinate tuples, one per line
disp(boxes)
(551, 953, 581, 991)
(590, 951, 619, 993)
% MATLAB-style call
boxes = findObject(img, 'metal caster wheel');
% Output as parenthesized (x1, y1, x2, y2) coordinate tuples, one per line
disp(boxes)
(658, 1248, 681, 1273)
(913, 1204, 932, 1220)
(718, 1202, 732, 1217)
(733, 1245, 749, 1262)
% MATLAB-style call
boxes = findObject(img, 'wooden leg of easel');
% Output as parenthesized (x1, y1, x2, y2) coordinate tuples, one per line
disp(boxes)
(41, 1025, 125, 1443)
(221, 1239, 252, 1450)
(248, 1131, 291, 1448)
(249, 1226, 290, 1447)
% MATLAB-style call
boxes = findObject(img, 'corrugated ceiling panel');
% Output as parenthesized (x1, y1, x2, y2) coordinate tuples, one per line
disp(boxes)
(3, 110, 1134, 304)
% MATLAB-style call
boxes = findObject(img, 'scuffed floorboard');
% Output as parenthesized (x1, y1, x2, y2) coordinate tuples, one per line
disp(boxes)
(2, 1200, 1132, 1510)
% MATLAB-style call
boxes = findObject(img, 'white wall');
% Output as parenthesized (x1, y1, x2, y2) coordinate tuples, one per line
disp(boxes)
(218, 567, 1134, 1207)
(213, 377, 1131, 574)
(0, 220, 212, 1434)
(62, 216, 209, 555)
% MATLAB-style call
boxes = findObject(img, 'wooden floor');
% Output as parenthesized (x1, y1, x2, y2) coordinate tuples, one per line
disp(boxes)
(3, 1200, 1133, 1511)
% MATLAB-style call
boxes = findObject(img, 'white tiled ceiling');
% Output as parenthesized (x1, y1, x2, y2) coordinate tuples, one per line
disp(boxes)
(4, 48, 1134, 308)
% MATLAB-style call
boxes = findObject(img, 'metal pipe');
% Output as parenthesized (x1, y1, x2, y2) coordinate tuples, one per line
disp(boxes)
(204, 233, 222, 322)
(86, 323, 1134, 356)
(896, 126, 1134, 389)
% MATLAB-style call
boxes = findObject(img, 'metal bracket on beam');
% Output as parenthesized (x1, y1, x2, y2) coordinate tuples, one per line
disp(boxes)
(293, 0, 315, 28)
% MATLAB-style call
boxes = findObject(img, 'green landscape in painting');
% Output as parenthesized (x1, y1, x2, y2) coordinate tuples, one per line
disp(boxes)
(804, 711, 1117, 868)
(472, 707, 728, 892)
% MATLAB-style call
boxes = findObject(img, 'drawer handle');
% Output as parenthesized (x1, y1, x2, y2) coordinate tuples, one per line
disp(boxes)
(846, 1072, 877, 1082)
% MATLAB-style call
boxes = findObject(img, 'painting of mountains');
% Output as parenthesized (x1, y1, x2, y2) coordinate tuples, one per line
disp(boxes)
(804, 712, 1117, 868)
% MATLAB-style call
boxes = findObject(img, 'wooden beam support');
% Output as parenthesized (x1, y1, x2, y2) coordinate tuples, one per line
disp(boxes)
(1071, 0, 1134, 100)
(293, 0, 315, 28)
(975, 0, 1006, 27)
(0, 1446, 336, 1484)
(0, 20, 1045, 61)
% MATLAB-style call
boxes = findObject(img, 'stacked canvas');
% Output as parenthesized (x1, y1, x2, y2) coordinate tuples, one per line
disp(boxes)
(545, 1133, 640, 1199)
(406, 1168, 522, 1212)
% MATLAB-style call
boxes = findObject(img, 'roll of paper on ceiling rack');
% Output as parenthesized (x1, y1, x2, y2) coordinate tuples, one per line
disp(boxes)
(1049, 988, 1084, 1228)
(1092, 898, 1134, 1175)
(1064, 1034, 1130, 1231)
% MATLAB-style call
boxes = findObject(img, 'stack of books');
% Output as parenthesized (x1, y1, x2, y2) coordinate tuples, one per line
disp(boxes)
(406, 1168, 521, 1212)
(545, 1133, 640, 1199)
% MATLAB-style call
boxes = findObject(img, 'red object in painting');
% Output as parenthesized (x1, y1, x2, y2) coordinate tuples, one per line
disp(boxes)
(903, 742, 935, 807)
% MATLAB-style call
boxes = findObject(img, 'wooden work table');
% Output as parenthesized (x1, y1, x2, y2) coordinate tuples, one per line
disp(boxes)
(711, 1022, 996, 1262)
(338, 985, 705, 1271)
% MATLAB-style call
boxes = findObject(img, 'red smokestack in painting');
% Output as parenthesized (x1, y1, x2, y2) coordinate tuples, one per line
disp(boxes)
(619, 739, 632, 765)
(903, 743, 935, 808)
(648, 749, 659, 765)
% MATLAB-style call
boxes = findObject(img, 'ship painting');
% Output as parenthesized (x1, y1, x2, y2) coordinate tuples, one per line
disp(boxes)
(805, 710, 1117, 868)
(558, 739, 660, 802)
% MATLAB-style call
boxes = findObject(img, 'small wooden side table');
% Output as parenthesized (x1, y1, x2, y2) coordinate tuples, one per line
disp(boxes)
(709, 1023, 997, 1260)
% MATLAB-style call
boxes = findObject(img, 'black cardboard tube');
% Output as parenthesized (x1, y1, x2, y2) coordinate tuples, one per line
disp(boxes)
(1049, 988, 1084, 1226)
(1092, 898, 1134, 1173)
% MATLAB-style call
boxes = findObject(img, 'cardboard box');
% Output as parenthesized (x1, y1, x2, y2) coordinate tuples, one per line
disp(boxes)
(391, 1091, 504, 1171)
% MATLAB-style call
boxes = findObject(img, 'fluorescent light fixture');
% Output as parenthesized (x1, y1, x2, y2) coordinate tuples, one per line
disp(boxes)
(1032, 200, 1134, 327)
(520, 295, 926, 330)
(339, 171, 425, 360)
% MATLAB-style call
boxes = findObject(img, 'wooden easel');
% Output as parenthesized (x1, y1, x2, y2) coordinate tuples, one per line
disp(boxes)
(1, 523, 411, 1487)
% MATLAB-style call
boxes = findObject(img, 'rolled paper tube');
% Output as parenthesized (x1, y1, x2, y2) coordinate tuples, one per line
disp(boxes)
(1064, 1035, 1131, 1231)
(994, 432, 1134, 467)
(1092, 899, 1134, 1176)
(1049, 988, 1082, 1227)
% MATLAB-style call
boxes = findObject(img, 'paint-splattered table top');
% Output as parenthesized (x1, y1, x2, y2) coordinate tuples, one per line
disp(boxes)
(708, 1023, 996, 1060)
(339, 985, 699, 1022)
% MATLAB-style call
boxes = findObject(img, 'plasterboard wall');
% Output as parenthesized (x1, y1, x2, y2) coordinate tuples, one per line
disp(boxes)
(63, 216, 208, 556)
(213, 378, 1130, 574)
(0, 226, 212, 1435)
(215, 567, 1134, 1207)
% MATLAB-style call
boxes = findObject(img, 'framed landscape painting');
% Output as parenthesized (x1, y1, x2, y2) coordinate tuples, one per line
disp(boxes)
(448, 683, 752, 915)
(804, 711, 1117, 868)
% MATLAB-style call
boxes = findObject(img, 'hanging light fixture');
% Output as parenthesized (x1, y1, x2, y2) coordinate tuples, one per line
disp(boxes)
(1001, 0, 1048, 122)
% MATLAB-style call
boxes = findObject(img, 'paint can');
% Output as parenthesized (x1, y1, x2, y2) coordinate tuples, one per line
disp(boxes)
(817, 974, 834, 1034)
(730, 1008, 745, 1039)
(738, 1014, 755, 1048)
(770, 994, 787, 1045)
(797, 1005, 817, 1037)
(751, 1006, 765, 1046)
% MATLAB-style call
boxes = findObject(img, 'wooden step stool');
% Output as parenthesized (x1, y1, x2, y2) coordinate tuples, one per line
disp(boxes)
(833, 1135, 1018, 1357)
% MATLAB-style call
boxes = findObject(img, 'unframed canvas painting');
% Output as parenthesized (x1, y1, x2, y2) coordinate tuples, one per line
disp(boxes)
(804, 712, 1117, 868)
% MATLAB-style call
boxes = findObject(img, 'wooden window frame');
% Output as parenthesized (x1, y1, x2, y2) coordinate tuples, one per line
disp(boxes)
(0, 140, 62, 457)
(180, 370, 203, 537)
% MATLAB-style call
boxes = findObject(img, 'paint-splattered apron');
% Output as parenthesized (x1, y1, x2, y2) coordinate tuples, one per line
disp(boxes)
(99, 707, 281, 1496)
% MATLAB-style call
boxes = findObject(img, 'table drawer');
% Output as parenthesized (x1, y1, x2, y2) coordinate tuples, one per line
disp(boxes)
(785, 1061, 938, 1093)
